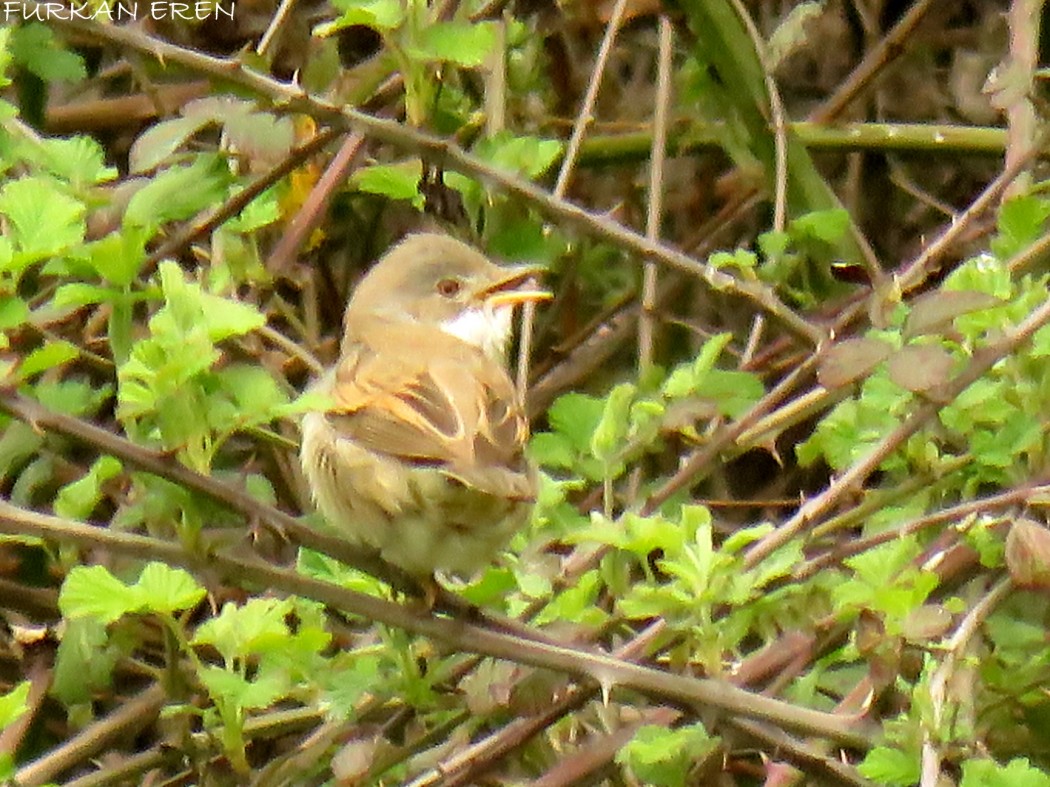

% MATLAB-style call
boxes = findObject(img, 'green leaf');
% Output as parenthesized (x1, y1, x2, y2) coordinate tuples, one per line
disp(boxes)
(19, 341, 79, 379)
(0, 681, 29, 728)
(694, 370, 764, 418)
(220, 365, 289, 423)
(135, 563, 206, 615)
(52, 283, 119, 309)
(789, 208, 850, 243)
(992, 196, 1050, 259)
(414, 21, 497, 67)
(197, 664, 288, 712)
(616, 724, 719, 787)
(0, 421, 45, 480)
(0, 176, 86, 267)
(471, 132, 563, 179)
(960, 757, 1050, 787)
(9, 23, 86, 83)
(156, 261, 266, 341)
(192, 598, 293, 664)
(529, 432, 576, 470)
(857, 746, 920, 786)
(319, 0, 404, 34)
(124, 157, 229, 231)
(51, 618, 121, 704)
(352, 162, 423, 207)
(84, 227, 149, 287)
(547, 393, 606, 453)
(844, 536, 922, 587)
(591, 383, 635, 466)
(0, 296, 28, 330)
(36, 137, 117, 187)
(59, 564, 139, 625)
(320, 653, 383, 719)
(54, 456, 123, 521)
(0, 27, 13, 89)
(200, 292, 267, 340)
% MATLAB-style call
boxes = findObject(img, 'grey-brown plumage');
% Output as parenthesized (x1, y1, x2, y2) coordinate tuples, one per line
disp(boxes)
(300, 234, 549, 577)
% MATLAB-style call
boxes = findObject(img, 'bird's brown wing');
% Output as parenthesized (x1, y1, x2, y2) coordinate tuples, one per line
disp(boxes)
(325, 323, 534, 500)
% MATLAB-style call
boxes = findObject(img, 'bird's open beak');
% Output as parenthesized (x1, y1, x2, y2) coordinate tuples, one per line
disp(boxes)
(475, 264, 552, 308)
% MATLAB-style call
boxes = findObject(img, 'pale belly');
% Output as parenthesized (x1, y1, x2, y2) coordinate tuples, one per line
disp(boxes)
(300, 411, 530, 576)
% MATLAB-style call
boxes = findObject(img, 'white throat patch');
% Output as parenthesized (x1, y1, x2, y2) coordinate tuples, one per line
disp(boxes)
(441, 306, 513, 361)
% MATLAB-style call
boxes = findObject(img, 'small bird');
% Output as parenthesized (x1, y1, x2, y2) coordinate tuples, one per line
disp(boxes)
(300, 233, 551, 583)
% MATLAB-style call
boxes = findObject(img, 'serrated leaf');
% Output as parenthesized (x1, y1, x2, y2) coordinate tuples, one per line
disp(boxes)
(9, 23, 86, 83)
(858, 746, 920, 786)
(192, 598, 293, 664)
(59, 565, 139, 625)
(529, 432, 576, 469)
(197, 664, 288, 711)
(547, 393, 606, 453)
(960, 757, 1050, 787)
(903, 290, 1001, 340)
(37, 137, 117, 187)
(992, 196, 1050, 258)
(0, 177, 86, 266)
(886, 344, 954, 394)
(817, 337, 893, 388)
(616, 724, 718, 787)
(352, 162, 423, 206)
(135, 563, 206, 614)
(199, 293, 267, 340)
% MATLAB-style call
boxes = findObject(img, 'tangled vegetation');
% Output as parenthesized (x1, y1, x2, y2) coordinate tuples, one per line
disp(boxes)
(2, 1, 1050, 785)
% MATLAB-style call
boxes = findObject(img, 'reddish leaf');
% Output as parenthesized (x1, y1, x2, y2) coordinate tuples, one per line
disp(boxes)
(1006, 519, 1050, 591)
(887, 345, 954, 394)
(817, 337, 893, 388)
(903, 290, 1001, 340)
(129, 116, 212, 174)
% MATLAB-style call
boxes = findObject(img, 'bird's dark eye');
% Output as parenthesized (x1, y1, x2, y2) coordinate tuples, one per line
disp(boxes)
(436, 277, 462, 297)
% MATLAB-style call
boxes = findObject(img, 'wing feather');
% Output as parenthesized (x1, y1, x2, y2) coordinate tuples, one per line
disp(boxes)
(321, 321, 533, 500)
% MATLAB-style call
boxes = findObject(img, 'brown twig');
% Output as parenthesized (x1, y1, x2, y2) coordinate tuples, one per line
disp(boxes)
(638, 15, 673, 374)
(808, 0, 938, 123)
(745, 292, 1050, 568)
(30, 3, 823, 345)
(0, 500, 874, 747)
